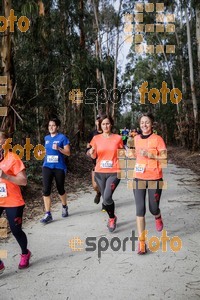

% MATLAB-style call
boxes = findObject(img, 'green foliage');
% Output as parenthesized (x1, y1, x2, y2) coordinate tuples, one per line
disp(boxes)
(1, 0, 200, 174)
(24, 160, 43, 184)
(120, 0, 200, 148)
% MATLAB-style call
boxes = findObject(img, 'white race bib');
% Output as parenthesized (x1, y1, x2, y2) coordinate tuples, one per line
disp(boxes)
(100, 160, 113, 168)
(135, 163, 146, 173)
(47, 155, 59, 163)
(0, 183, 7, 197)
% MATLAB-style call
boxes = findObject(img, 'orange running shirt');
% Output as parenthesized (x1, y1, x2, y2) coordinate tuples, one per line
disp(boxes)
(134, 133, 166, 180)
(0, 152, 25, 207)
(90, 134, 124, 173)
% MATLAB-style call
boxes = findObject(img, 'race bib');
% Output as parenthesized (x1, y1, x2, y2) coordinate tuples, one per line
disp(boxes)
(100, 160, 113, 168)
(135, 163, 146, 173)
(0, 183, 7, 197)
(47, 155, 59, 163)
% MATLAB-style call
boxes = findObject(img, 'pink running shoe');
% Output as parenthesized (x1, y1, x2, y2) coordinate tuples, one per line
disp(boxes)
(155, 217, 163, 232)
(107, 216, 117, 232)
(18, 249, 31, 269)
(0, 260, 5, 274)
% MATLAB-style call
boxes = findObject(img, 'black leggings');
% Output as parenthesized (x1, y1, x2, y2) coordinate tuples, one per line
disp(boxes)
(0, 205, 28, 254)
(94, 173, 120, 218)
(94, 173, 120, 206)
(133, 178, 163, 217)
(42, 167, 65, 196)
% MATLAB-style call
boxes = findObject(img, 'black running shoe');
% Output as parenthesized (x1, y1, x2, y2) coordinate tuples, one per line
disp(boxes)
(94, 192, 101, 204)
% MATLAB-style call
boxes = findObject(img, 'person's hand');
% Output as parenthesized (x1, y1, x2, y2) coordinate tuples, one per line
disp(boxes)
(89, 147, 95, 156)
(126, 149, 135, 158)
(52, 143, 58, 150)
(140, 149, 148, 157)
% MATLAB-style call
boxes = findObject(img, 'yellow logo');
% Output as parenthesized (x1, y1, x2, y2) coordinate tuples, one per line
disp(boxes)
(0, 218, 8, 259)
(0, 9, 30, 32)
(0, 76, 7, 95)
(123, 2, 175, 54)
(0, 76, 8, 116)
(69, 89, 83, 104)
(0, 218, 7, 238)
(69, 237, 84, 251)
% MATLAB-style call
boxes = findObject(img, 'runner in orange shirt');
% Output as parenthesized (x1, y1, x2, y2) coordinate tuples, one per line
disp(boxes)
(0, 131, 31, 274)
(130, 113, 167, 254)
(88, 115, 124, 232)
(86, 115, 104, 210)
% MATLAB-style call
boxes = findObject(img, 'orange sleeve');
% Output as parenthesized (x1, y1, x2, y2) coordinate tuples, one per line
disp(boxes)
(90, 136, 96, 150)
(10, 153, 25, 176)
(157, 136, 166, 151)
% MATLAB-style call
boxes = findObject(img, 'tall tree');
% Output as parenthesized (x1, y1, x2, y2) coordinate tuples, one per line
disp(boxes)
(185, 5, 198, 149)
(0, 0, 15, 133)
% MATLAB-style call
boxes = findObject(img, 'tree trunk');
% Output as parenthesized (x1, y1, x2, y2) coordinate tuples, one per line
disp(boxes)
(92, 0, 108, 113)
(38, 0, 45, 16)
(0, 0, 15, 134)
(156, 33, 179, 114)
(185, 6, 198, 150)
(111, 0, 123, 122)
(195, 4, 200, 147)
(175, 0, 187, 147)
(34, 73, 41, 144)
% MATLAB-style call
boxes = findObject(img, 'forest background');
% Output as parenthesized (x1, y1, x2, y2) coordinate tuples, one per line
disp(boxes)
(0, 0, 200, 214)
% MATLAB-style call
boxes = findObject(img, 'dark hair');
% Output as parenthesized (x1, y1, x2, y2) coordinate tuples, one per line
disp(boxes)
(0, 130, 9, 139)
(139, 112, 154, 124)
(101, 114, 114, 126)
(49, 117, 61, 127)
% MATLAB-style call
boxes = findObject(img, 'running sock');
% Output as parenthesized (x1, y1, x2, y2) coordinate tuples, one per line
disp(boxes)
(105, 202, 115, 218)
(155, 215, 161, 219)
(47, 211, 51, 215)
(62, 205, 67, 208)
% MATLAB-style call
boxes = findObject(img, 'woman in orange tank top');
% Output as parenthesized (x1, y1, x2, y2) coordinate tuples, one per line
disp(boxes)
(131, 113, 167, 254)
(0, 131, 31, 274)
(89, 115, 124, 233)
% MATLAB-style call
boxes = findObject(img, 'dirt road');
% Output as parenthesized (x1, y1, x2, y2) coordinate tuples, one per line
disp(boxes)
(0, 163, 200, 300)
